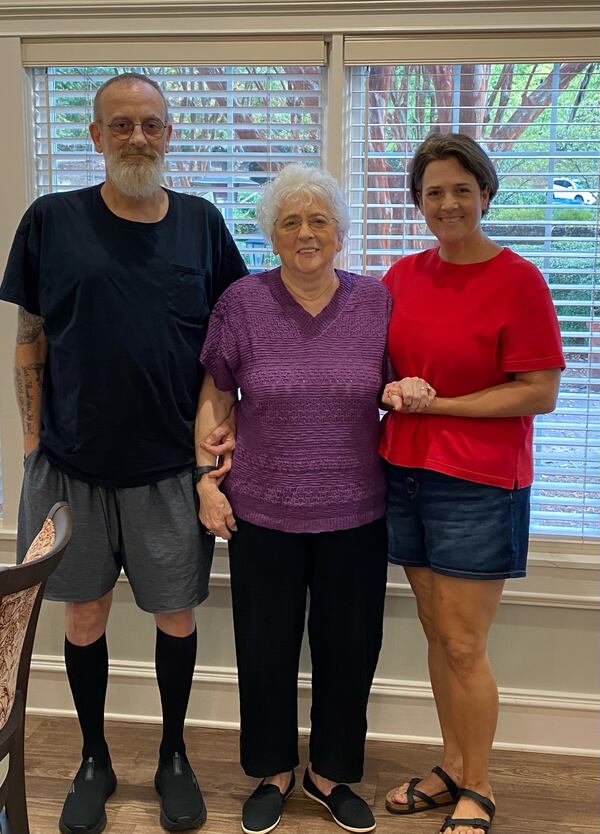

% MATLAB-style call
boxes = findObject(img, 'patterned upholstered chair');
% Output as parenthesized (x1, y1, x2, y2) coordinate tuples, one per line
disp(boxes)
(0, 501, 72, 834)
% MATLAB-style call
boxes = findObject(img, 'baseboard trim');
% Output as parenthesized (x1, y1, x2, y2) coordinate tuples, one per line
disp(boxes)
(2, 536, 599, 610)
(384, 581, 600, 610)
(1, 563, 596, 609)
(28, 655, 600, 758)
(183, 572, 600, 611)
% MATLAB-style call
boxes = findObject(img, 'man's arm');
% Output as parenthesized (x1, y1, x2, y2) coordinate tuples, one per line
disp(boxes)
(201, 403, 237, 479)
(15, 307, 47, 455)
(194, 372, 237, 539)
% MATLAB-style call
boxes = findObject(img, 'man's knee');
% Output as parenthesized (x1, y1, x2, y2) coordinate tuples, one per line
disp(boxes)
(65, 592, 113, 645)
(154, 609, 196, 638)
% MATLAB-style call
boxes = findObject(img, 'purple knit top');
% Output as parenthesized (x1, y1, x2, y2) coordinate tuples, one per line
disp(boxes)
(200, 267, 391, 533)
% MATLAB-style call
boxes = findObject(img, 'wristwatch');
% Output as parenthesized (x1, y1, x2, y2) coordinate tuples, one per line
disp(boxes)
(192, 465, 218, 483)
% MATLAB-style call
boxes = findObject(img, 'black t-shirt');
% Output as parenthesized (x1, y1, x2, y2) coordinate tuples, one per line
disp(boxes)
(0, 184, 248, 487)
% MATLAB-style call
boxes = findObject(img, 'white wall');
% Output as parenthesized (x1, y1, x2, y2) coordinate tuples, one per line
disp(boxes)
(0, 0, 599, 756)
(1, 538, 598, 756)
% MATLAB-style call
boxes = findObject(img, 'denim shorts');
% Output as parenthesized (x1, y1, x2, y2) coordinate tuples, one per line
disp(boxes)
(386, 464, 530, 580)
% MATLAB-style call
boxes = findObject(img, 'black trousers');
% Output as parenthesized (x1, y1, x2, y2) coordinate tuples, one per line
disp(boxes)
(228, 517, 388, 783)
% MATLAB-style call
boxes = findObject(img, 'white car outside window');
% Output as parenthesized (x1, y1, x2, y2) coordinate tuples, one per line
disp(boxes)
(552, 177, 597, 204)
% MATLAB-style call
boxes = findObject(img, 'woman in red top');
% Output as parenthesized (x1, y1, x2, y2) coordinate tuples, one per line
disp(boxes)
(381, 133, 564, 834)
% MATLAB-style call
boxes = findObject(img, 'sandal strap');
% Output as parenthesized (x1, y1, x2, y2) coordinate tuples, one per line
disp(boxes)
(410, 786, 437, 809)
(432, 766, 460, 799)
(458, 788, 496, 820)
(440, 815, 491, 833)
(407, 777, 436, 810)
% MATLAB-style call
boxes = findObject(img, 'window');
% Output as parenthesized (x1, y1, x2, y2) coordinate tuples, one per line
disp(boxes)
(25, 60, 600, 540)
(347, 63, 600, 538)
(32, 65, 324, 270)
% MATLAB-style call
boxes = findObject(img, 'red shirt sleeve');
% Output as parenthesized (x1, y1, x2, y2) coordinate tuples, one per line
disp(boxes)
(500, 269, 565, 372)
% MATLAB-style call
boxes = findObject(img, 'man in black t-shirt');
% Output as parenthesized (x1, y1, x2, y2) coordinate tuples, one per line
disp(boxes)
(1, 72, 247, 833)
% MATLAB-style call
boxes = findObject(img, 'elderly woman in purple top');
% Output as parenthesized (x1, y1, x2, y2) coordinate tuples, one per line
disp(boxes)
(195, 164, 389, 834)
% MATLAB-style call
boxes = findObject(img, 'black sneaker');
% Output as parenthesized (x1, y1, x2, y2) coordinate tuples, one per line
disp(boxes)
(58, 756, 117, 834)
(302, 768, 376, 833)
(242, 771, 295, 834)
(154, 752, 207, 831)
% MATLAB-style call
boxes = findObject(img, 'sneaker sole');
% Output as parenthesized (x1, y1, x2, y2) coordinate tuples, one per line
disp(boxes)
(58, 813, 108, 834)
(241, 815, 282, 834)
(302, 787, 376, 833)
(58, 774, 117, 834)
(159, 806, 208, 831)
(59, 814, 107, 834)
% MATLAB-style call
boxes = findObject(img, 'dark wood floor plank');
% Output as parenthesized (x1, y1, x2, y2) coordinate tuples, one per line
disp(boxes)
(20, 716, 599, 834)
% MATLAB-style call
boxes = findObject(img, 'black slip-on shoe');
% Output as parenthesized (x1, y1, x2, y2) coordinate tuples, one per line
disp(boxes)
(59, 756, 117, 834)
(241, 771, 296, 834)
(154, 752, 207, 831)
(302, 768, 376, 833)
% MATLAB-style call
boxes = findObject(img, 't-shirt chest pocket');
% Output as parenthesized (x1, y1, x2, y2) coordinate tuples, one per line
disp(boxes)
(167, 265, 209, 323)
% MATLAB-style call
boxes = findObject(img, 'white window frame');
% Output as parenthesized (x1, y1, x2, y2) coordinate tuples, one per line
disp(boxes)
(0, 0, 598, 561)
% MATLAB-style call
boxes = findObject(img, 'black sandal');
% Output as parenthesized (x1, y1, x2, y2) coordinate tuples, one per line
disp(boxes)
(440, 788, 496, 833)
(386, 766, 459, 814)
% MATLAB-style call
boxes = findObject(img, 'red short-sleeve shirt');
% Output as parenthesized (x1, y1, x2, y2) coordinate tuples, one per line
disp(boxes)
(379, 247, 565, 489)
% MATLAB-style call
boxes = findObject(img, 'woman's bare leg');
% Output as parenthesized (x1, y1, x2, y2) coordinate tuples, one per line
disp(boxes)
(390, 567, 463, 804)
(433, 573, 504, 834)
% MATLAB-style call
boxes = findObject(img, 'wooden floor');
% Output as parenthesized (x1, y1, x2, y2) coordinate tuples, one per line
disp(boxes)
(22, 715, 599, 834)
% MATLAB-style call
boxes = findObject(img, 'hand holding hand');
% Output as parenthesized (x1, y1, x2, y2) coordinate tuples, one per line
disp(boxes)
(197, 479, 237, 540)
(201, 408, 236, 480)
(382, 377, 436, 413)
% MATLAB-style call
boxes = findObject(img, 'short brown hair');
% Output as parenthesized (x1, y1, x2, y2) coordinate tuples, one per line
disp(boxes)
(93, 72, 169, 122)
(409, 132, 499, 216)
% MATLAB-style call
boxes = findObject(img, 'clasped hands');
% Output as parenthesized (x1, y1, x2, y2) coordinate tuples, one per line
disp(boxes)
(196, 410, 238, 540)
(382, 376, 436, 413)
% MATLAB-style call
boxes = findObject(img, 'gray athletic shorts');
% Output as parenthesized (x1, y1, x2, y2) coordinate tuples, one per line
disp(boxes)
(17, 447, 215, 613)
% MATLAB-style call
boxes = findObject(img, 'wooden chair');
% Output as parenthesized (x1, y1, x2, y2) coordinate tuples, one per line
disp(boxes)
(0, 502, 72, 834)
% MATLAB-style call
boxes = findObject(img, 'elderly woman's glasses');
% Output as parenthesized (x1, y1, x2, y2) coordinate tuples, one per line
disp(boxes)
(276, 214, 334, 233)
(101, 117, 167, 140)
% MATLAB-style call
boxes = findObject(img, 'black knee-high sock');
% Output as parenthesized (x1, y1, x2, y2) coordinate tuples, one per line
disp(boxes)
(64, 634, 110, 763)
(155, 627, 197, 761)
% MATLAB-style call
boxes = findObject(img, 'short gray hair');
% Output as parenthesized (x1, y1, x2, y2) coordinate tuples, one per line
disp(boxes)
(409, 132, 499, 216)
(256, 163, 350, 240)
(93, 72, 169, 123)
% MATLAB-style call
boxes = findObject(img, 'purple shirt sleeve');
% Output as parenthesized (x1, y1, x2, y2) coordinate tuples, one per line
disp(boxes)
(200, 295, 239, 391)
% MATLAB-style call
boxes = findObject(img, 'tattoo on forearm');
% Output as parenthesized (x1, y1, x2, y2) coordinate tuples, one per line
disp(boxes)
(17, 307, 45, 344)
(15, 362, 45, 435)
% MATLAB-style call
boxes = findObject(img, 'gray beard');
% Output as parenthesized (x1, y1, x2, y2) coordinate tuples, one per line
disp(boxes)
(105, 151, 165, 199)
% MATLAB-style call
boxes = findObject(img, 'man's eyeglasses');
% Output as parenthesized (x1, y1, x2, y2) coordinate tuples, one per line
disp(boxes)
(100, 117, 167, 140)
